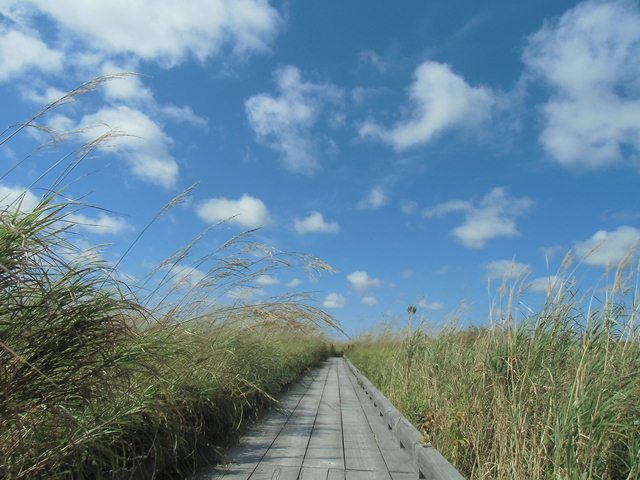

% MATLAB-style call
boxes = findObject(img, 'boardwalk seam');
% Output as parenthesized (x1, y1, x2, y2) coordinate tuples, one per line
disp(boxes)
(342, 359, 395, 477)
(296, 360, 332, 479)
(245, 367, 321, 479)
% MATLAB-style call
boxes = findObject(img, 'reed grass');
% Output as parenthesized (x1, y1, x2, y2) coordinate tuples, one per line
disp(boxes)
(0, 78, 338, 478)
(348, 258, 640, 479)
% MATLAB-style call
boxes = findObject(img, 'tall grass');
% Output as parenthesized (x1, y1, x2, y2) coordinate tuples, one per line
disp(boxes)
(348, 258, 640, 479)
(0, 79, 338, 478)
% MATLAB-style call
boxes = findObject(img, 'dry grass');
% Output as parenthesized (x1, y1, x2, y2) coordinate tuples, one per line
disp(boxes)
(0, 78, 339, 478)
(348, 256, 640, 479)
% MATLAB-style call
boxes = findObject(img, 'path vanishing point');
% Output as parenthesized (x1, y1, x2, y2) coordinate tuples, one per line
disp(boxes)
(197, 357, 464, 480)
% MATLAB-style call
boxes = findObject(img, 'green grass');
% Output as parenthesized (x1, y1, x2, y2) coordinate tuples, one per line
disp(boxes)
(348, 265, 640, 479)
(0, 79, 339, 478)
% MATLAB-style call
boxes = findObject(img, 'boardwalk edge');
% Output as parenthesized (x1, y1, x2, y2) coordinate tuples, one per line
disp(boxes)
(344, 358, 466, 480)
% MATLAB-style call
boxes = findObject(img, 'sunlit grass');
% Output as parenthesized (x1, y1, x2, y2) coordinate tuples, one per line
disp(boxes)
(348, 257, 640, 480)
(0, 78, 338, 478)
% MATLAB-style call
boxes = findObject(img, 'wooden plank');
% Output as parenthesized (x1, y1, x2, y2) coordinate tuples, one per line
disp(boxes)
(202, 358, 434, 480)
(344, 359, 464, 480)
(347, 368, 416, 475)
(221, 374, 316, 470)
(337, 361, 390, 473)
(303, 360, 344, 470)
(389, 473, 418, 480)
(250, 464, 300, 479)
(198, 466, 252, 480)
(328, 469, 347, 480)
(256, 362, 330, 468)
(345, 470, 392, 480)
(299, 466, 331, 480)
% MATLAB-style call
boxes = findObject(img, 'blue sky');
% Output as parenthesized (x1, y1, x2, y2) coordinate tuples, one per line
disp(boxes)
(1, 0, 639, 337)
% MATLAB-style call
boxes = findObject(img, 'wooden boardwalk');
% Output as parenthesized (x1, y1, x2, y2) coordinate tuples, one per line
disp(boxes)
(198, 358, 419, 480)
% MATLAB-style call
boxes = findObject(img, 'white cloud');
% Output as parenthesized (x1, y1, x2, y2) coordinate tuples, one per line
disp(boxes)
(417, 297, 444, 310)
(226, 285, 265, 303)
(22, 86, 67, 105)
(359, 61, 494, 150)
(63, 238, 104, 265)
(99, 63, 154, 103)
(323, 292, 345, 309)
(0, 184, 40, 212)
(0, 26, 63, 82)
(402, 268, 414, 279)
(161, 105, 208, 129)
(255, 274, 278, 286)
(524, 0, 640, 170)
(357, 50, 389, 72)
(66, 212, 132, 235)
(287, 278, 302, 288)
(574, 225, 640, 268)
(424, 187, 533, 248)
(485, 259, 532, 281)
(196, 194, 272, 229)
(529, 275, 562, 294)
(401, 200, 417, 215)
(77, 105, 178, 188)
(347, 271, 382, 295)
(540, 245, 565, 262)
(170, 265, 206, 288)
(245, 65, 343, 174)
(294, 211, 339, 234)
(357, 186, 388, 210)
(20, 0, 283, 66)
(362, 295, 379, 306)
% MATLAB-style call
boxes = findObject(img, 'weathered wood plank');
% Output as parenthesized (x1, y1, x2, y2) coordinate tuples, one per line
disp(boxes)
(256, 362, 330, 468)
(250, 464, 300, 479)
(347, 368, 416, 475)
(303, 360, 344, 470)
(344, 470, 392, 480)
(204, 358, 450, 480)
(337, 361, 390, 473)
(345, 358, 464, 480)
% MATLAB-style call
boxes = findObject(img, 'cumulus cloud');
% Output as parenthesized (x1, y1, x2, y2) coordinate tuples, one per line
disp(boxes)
(17, 0, 282, 66)
(357, 49, 389, 72)
(529, 275, 562, 294)
(362, 295, 379, 306)
(255, 274, 279, 286)
(0, 184, 40, 212)
(357, 186, 388, 210)
(160, 105, 208, 129)
(417, 297, 444, 310)
(294, 211, 339, 234)
(97, 63, 154, 104)
(423, 187, 533, 248)
(485, 259, 532, 281)
(359, 61, 494, 150)
(524, 0, 640, 170)
(323, 292, 345, 309)
(77, 105, 179, 188)
(226, 285, 265, 303)
(347, 271, 382, 295)
(170, 265, 206, 288)
(0, 26, 63, 82)
(245, 65, 343, 174)
(66, 212, 132, 235)
(401, 200, 417, 215)
(287, 278, 302, 288)
(196, 194, 272, 229)
(22, 85, 67, 105)
(574, 225, 640, 267)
